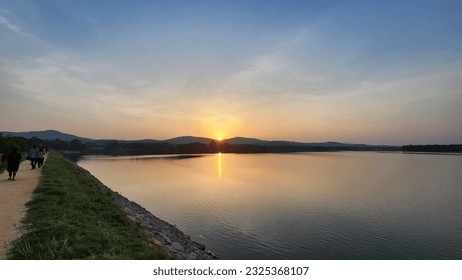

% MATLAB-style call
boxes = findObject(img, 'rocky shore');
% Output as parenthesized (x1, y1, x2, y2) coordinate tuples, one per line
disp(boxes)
(77, 165, 217, 260)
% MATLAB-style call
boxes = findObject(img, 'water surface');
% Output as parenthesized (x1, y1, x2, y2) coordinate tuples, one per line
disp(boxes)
(78, 152, 462, 259)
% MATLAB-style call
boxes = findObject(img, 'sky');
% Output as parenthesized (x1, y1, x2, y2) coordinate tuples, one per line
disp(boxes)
(0, 0, 461, 145)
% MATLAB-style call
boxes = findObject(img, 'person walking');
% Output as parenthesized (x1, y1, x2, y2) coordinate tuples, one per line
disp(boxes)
(37, 148, 45, 168)
(6, 147, 21, 181)
(28, 145, 39, 170)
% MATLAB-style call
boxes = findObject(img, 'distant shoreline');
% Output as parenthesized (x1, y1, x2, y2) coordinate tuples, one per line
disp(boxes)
(402, 144, 462, 153)
(6, 129, 462, 155)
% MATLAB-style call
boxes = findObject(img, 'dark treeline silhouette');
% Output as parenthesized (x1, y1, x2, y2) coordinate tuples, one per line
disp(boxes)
(9, 135, 462, 159)
(29, 137, 401, 159)
(96, 140, 268, 154)
(0, 134, 29, 154)
(402, 144, 462, 153)
(29, 138, 266, 154)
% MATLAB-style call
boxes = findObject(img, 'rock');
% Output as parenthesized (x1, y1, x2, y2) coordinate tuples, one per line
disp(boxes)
(186, 252, 197, 260)
(171, 242, 184, 251)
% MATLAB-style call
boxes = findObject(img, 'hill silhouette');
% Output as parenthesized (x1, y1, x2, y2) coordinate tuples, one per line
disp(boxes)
(2, 130, 93, 142)
(1, 129, 400, 155)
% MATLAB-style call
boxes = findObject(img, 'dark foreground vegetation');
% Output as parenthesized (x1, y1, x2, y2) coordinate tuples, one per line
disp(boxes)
(9, 152, 170, 259)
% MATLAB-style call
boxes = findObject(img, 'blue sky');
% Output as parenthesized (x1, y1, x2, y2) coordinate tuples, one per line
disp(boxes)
(1, 0, 461, 144)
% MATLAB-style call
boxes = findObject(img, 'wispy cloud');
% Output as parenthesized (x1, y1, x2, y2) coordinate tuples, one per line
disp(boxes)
(0, 13, 21, 33)
(0, 9, 37, 39)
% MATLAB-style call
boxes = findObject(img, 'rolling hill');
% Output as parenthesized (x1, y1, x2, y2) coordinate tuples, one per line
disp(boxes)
(1, 130, 393, 150)
(2, 130, 94, 142)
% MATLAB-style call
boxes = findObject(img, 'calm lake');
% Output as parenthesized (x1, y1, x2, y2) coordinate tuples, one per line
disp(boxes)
(77, 152, 462, 259)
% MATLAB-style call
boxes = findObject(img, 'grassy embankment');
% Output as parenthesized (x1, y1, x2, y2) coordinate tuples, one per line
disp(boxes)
(9, 152, 170, 259)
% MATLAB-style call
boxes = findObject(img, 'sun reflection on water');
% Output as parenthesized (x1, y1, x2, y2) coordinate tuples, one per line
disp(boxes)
(217, 152, 222, 178)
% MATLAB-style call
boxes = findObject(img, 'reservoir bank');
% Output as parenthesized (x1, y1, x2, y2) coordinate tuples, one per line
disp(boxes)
(8, 152, 215, 260)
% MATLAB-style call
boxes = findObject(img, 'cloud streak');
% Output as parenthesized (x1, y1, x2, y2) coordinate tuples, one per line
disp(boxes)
(0, 14, 21, 33)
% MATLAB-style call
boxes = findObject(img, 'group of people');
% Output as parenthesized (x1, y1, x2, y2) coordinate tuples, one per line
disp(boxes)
(27, 145, 46, 170)
(0, 145, 47, 181)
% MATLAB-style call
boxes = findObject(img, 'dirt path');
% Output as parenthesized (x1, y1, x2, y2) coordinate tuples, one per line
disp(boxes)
(0, 160, 42, 259)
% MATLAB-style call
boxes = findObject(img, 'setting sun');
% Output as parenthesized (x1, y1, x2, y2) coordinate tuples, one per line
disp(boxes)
(201, 113, 243, 142)
(215, 133, 224, 141)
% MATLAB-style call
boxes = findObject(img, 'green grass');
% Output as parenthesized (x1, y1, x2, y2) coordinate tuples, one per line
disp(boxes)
(9, 152, 170, 259)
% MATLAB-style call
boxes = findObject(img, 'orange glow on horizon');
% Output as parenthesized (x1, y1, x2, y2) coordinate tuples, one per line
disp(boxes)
(213, 126, 229, 141)
(199, 111, 244, 142)
(216, 133, 224, 141)
(203, 125, 232, 141)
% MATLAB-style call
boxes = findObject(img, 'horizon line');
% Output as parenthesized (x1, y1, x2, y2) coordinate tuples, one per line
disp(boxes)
(4, 129, 462, 147)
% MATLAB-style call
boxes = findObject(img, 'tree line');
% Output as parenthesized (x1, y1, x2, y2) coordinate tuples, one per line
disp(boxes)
(402, 144, 462, 153)
(11, 135, 461, 158)
(25, 137, 402, 156)
(0, 134, 29, 155)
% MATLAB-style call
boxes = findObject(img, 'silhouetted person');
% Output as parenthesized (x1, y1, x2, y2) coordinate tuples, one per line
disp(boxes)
(6, 147, 21, 181)
(28, 145, 39, 169)
(37, 148, 45, 168)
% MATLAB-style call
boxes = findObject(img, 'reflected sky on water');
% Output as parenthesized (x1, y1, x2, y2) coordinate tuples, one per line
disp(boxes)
(78, 152, 462, 259)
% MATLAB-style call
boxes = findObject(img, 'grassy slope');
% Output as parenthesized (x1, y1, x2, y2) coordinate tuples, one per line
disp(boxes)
(9, 152, 170, 259)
